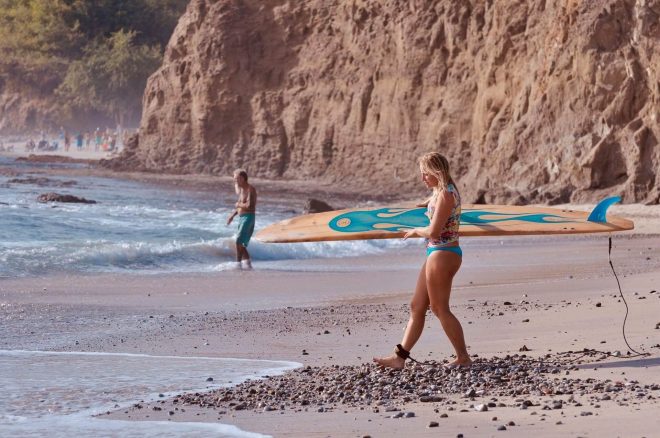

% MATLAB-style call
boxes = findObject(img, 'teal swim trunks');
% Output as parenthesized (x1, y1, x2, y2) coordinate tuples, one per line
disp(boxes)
(236, 213, 255, 247)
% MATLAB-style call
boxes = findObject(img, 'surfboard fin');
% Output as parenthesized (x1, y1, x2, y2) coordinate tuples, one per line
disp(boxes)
(587, 196, 621, 223)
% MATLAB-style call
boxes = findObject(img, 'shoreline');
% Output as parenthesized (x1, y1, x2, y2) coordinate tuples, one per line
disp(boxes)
(0, 150, 402, 207)
(2, 153, 659, 245)
(3, 235, 659, 436)
(4, 150, 660, 218)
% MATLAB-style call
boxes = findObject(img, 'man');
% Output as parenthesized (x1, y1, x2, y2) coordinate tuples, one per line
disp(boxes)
(226, 169, 257, 269)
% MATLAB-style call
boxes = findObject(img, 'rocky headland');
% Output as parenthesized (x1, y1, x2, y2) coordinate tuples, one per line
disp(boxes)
(105, 0, 660, 205)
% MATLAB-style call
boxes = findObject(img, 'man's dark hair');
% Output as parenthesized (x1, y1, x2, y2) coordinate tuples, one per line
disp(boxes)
(234, 169, 248, 182)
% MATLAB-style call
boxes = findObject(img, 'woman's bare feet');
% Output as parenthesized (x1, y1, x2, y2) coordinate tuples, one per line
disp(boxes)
(372, 354, 405, 370)
(443, 357, 472, 369)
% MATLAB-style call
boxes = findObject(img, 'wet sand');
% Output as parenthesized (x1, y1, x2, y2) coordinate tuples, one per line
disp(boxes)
(2, 232, 659, 437)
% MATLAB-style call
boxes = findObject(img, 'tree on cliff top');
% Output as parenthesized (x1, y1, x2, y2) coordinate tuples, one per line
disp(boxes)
(0, 0, 81, 87)
(0, 0, 188, 128)
(57, 30, 162, 126)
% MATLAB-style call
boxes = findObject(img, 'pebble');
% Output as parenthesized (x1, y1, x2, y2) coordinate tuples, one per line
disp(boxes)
(179, 351, 655, 416)
(428, 421, 439, 428)
(497, 425, 507, 431)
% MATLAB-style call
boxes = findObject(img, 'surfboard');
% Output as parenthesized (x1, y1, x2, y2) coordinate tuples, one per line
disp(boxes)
(255, 196, 634, 243)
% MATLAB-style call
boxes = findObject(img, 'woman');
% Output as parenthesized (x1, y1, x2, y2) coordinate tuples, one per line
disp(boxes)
(373, 152, 471, 369)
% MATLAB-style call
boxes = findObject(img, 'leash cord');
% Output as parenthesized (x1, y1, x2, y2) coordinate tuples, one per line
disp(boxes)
(608, 236, 648, 358)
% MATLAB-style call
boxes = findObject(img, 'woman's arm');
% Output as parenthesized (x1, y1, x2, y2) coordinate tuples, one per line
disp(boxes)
(403, 190, 454, 239)
(415, 196, 432, 208)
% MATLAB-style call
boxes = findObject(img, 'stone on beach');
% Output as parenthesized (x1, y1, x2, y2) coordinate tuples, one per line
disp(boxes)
(303, 198, 335, 214)
(177, 351, 653, 415)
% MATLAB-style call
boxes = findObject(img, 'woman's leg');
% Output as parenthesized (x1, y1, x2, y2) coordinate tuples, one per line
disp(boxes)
(373, 261, 430, 369)
(426, 251, 471, 366)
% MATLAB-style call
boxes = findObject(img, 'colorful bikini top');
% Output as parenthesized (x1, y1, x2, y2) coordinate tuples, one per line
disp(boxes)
(426, 183, 461, 247)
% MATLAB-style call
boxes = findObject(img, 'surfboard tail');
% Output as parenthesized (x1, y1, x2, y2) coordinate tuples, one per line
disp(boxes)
(587, 196, 621, 223)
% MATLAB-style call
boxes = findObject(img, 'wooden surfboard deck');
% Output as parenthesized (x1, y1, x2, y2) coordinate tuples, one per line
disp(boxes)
(256, 196, 634, 243)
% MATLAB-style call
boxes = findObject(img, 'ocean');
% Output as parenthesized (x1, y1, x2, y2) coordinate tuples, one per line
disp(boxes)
(0, 156, 415, 279)
(0, 155, 415, 437)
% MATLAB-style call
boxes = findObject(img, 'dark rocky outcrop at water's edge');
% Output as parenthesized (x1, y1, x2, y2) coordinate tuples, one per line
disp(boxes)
(37, 193, 97, 204)
(106, 0, 660, 205)
(304, 198, 334, 214)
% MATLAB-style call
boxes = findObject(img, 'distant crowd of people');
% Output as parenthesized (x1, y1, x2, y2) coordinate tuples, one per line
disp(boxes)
(0, 140, 15, 152)
(23, 127, 134, 153)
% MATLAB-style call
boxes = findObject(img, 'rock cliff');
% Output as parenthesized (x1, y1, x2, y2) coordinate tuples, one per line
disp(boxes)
(112, 0, 660, 204)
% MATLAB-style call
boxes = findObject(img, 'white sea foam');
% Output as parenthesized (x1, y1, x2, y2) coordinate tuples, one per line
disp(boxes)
(0, 162, 421, 277)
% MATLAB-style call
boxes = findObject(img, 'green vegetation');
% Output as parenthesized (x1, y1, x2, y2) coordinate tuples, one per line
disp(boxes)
(0, 0, 188, 126)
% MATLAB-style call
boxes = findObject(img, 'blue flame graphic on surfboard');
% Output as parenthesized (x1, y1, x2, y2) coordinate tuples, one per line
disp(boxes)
(255, 197, 628, 243)
(328, 207, 575, 234)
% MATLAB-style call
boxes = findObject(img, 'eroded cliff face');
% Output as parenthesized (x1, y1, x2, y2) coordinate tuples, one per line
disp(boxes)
(0, 86, 58, 134)
(114, 0, 660, 204)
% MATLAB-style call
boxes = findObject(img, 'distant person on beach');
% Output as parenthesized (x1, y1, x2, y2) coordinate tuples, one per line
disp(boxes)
(76, 133, 84, 150)
(64, 131, 71, 152)
(94, 129, 102, 151)
(226, 169, 257, 270)
(374, 152, 471, 370)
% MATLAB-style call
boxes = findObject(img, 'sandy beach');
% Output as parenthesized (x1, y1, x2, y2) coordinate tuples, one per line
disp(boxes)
(3, 225, 659, 436)
(1, 153, 659, 437)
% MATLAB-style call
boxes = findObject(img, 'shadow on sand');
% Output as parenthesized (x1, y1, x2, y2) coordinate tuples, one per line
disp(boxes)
(577, 355, 660, 369)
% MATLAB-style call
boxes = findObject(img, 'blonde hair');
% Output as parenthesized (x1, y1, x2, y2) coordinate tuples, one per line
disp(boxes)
(419, 152, 455, 191)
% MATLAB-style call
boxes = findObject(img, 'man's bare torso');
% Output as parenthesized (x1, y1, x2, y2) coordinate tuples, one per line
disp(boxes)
(237, 184, 257, 214)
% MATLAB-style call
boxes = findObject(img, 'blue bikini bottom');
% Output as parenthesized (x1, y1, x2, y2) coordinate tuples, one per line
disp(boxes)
(426, 245, 462, 257)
